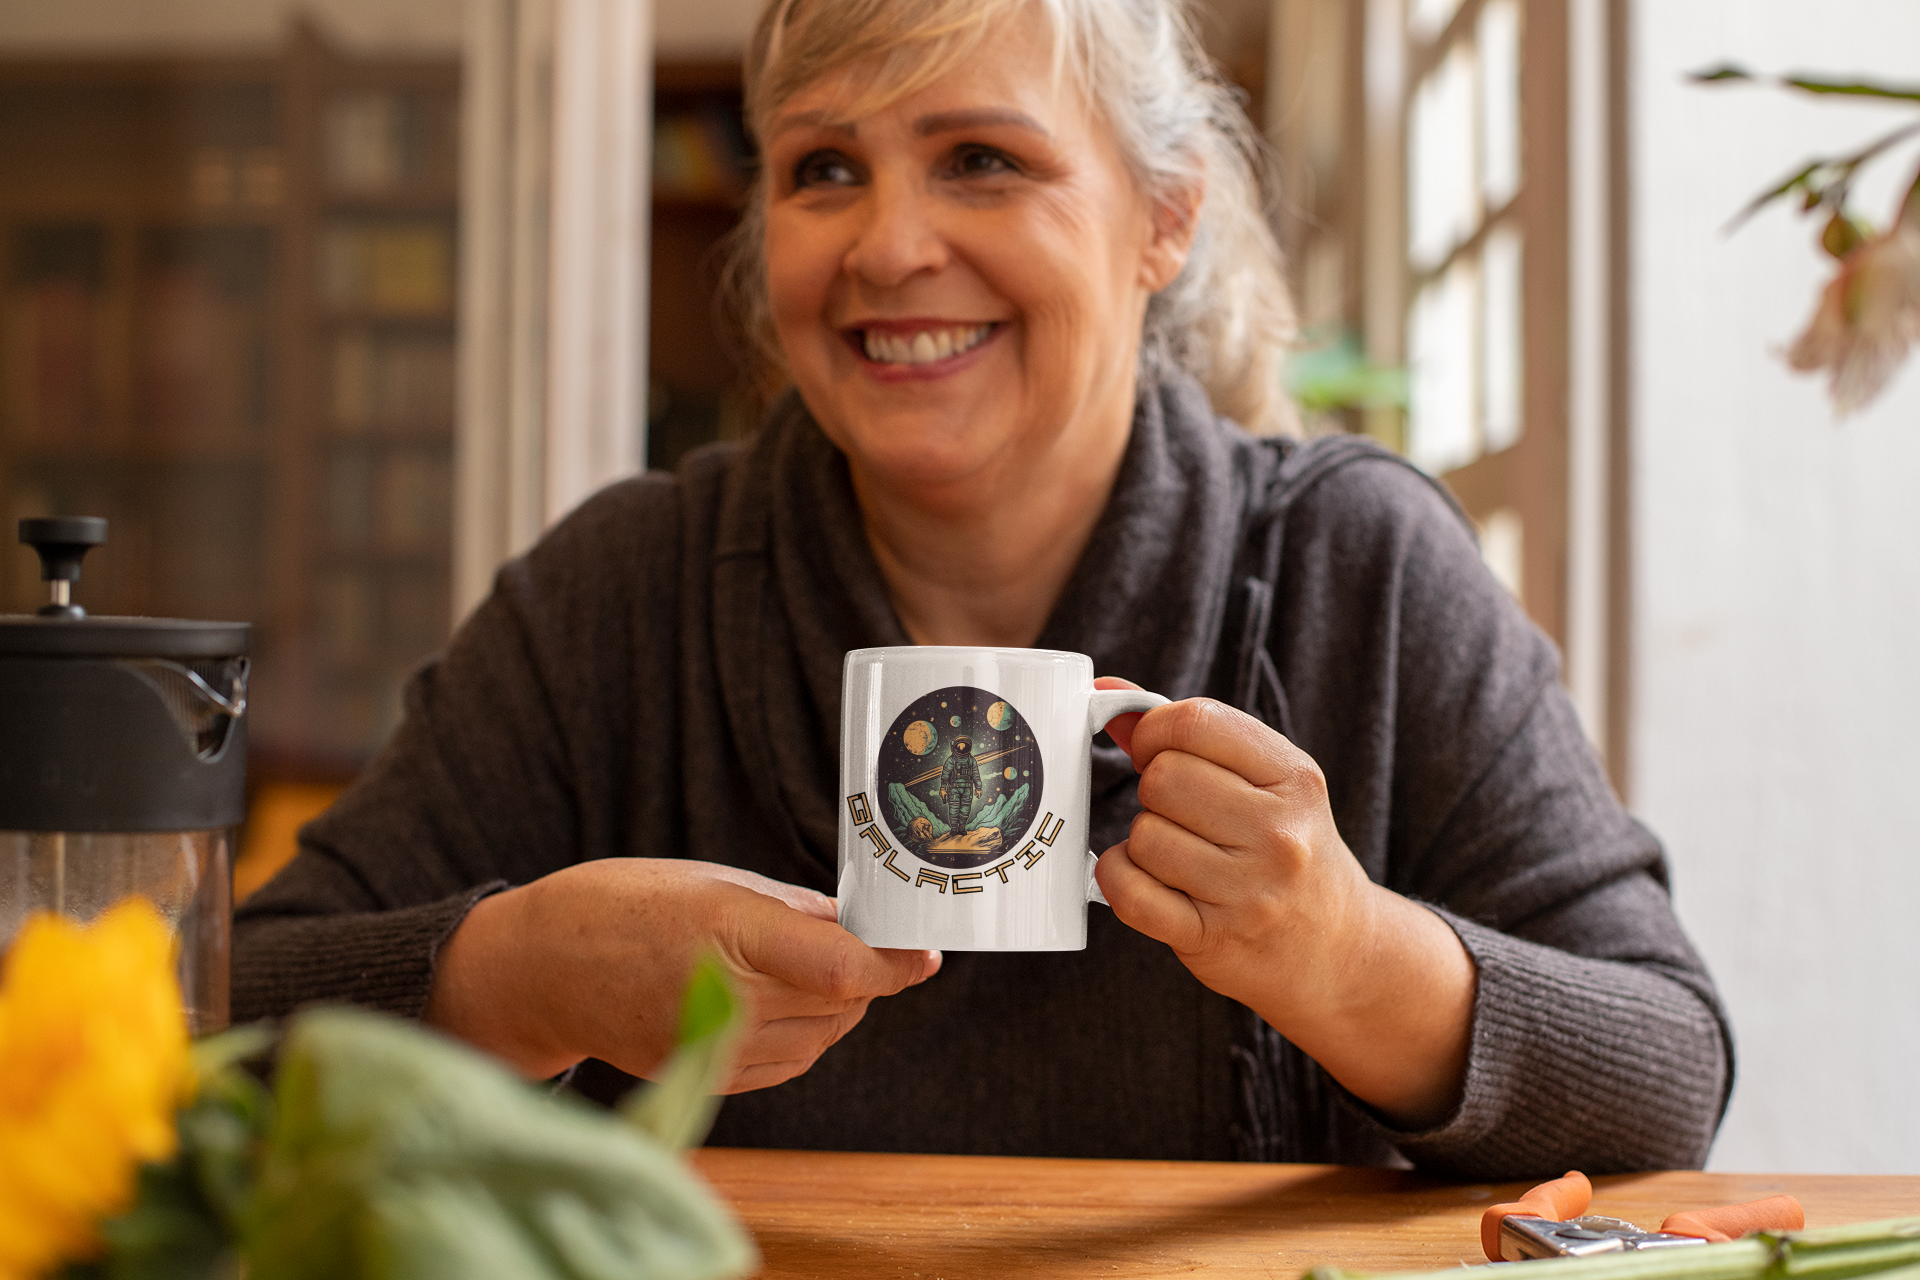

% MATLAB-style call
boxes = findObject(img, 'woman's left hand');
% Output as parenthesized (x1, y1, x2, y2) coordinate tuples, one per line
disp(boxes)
(1095, 684, 1477, 1129)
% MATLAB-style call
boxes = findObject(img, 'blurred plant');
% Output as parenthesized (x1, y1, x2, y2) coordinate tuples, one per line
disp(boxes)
(0, 896, 755, 1280)
(1696, 65, 1920, 414)
(1283, 328, 1409, 417)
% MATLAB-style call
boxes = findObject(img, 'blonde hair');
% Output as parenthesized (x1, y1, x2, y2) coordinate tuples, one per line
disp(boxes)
(722, 0, 1299, 434)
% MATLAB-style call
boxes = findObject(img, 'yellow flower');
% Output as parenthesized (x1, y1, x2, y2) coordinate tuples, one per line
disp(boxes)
(0, 900, 190, 1280)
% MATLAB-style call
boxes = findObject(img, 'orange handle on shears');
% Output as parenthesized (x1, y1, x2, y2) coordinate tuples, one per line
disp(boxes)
(1481, 1171, 1593, 1261)
(1661, 1195, 1805, 1243)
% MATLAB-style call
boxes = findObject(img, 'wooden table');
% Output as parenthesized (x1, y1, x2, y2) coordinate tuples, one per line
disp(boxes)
(689, 1149, 1920, 1280)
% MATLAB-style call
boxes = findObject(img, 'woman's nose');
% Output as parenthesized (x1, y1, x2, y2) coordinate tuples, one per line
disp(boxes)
(843, 177, 948, 287)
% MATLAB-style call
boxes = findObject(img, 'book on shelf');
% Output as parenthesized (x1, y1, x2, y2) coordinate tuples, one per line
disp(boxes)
(374, 448, 452, 552)
(148, 469, 263, 615)
(382, 569, 450, 658)
(1, 276, 110, 450)
(322, 220, 454, 316)
(326, 446, 376, 544)
(316, 564, 448, 666)
(323, 88, 458, 196)
(652, 107, 752, 203)
(138, 265, 258, 451)
(190, 145, 284, 212)
(326, 443, 451, 553)
(317, 567, 378, 664)
(331, 330, 455, 431)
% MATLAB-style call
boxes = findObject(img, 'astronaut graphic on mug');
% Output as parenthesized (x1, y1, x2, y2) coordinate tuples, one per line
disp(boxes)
(938, 736, 981, 832)
(877, 686, 1044, 869)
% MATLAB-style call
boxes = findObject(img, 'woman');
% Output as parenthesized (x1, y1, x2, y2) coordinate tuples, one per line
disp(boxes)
(236, 0, 1730, 1176)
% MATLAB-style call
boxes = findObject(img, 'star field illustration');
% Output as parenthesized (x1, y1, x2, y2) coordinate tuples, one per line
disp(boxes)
(876, 685, 1044, 869)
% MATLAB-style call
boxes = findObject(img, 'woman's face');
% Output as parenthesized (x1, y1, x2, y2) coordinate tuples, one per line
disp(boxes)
(760, 12, 1193, 501)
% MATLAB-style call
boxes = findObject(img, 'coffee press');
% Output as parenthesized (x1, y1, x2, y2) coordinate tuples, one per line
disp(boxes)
(0, 517, 249, 1032)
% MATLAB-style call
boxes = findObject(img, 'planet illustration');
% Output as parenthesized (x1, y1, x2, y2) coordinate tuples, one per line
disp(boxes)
(987, 701, 1013, 730)
(902, 720, 937, 755)
(1003, 766, 1017, 780)
(949, 715, 961, 727)
(909, 816, 934, 844)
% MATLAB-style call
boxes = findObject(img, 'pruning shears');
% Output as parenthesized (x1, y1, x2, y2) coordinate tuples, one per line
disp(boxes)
(1481, 1171, 1806, 1262)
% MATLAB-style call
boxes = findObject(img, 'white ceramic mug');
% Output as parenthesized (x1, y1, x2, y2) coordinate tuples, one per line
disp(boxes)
(837, 646, 1168, 951)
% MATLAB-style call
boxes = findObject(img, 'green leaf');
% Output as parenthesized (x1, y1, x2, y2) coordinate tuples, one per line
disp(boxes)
(1724, 119, 1920, 233)
(1778, 73, 1920, 103)
(246, 1006, 754, 1280)
(622, 958, 746, 1153)
(1727, 160, 1825, 229)
(62, 1027, 275, 1280)
(677, 960, 737, 1047)
(1821, 210, 1875, 258)
(1283, 331, 1409, 415)
(189, 1023, 275, 1082)
(1688, 63, 1920, 101)
(66, 1156, 239, 1280)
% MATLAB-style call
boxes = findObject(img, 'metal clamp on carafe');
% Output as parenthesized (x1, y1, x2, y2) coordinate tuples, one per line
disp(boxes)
(0, 517, 250, 1033)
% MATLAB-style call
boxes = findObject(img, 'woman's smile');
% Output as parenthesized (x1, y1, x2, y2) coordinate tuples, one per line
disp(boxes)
(845, 319, 1003, 379)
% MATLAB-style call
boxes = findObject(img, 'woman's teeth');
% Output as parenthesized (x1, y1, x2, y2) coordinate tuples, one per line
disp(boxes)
(862, 324, 992, 365)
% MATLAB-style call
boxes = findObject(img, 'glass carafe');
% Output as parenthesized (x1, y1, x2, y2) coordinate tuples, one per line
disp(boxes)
(0, 518, 248, 1033)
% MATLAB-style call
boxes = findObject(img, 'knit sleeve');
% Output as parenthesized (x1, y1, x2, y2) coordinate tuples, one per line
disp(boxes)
(231, 474, 679, 1023)
(1278, 452, 1732, 1177)
(1368, 688, 1732, 1177)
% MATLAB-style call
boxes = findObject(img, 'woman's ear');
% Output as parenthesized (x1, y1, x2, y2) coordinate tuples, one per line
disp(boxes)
(1139, 178, 1203, 292)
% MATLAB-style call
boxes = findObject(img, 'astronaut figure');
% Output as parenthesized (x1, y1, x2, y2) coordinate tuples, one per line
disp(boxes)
(938, 737, 982, 835)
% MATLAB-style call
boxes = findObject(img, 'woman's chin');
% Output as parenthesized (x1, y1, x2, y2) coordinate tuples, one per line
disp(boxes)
(836, 421, 1018, 500)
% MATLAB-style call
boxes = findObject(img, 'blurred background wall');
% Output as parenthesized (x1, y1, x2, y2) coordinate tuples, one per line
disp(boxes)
(0, 0, 462, 53)
(1627, 0, 1920, 1175)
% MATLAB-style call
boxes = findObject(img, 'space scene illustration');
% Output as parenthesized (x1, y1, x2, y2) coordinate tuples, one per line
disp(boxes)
(877, 685, 1045, 869)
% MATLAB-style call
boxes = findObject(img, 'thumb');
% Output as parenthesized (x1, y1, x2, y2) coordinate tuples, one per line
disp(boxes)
(748, 908, 941, 999)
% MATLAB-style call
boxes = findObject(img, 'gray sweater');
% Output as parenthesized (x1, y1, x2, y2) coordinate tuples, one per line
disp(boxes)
(234, 377, 1732, 1177)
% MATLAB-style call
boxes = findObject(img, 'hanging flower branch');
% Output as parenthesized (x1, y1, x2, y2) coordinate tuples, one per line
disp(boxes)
(1696, 66, 1920, 415)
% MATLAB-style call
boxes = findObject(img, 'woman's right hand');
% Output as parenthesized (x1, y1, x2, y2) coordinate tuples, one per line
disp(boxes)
(424, 858, 942, 1091)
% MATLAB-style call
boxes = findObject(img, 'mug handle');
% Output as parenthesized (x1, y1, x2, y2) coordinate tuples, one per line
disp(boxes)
(1083, 688, 1171, 905)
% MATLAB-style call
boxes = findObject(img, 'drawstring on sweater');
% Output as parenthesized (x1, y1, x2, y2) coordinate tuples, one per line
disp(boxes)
(1224, 434, 1404, 1167)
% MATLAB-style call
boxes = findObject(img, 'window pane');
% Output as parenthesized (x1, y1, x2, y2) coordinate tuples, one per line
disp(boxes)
(1481, 223, 1523, 453)
(1408, 0, 1465, 42)
(1408, 256, 1479, 474)
(1478, 0, 1522, 210)
(1478, 507, 1524, 602)
(1408, 43, 1478, 271)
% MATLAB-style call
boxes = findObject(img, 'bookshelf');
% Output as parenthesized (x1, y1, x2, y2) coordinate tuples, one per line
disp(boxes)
(648, 59, 756, 472)
(0, 32, 459, 778)
(0, 61, 281, 631)
(287, 26, 459, 761)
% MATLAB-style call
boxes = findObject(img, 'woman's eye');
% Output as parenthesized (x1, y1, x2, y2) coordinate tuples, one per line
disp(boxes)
(947, 145, 1018, 179)
(793, 150, 859, 188)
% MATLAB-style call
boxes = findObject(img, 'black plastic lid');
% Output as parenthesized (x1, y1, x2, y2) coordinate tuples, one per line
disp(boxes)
(8, 517, 249, 656)
(0, 614, 250, 658)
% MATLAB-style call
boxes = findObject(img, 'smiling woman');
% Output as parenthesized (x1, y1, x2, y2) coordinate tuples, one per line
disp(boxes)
(233, 0, 1733, 1180)
(734, 0, 1292, 648)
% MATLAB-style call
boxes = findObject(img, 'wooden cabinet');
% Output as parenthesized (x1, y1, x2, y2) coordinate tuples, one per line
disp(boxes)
(648, 59, 755, 472)
(0, 30, 459, 777)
